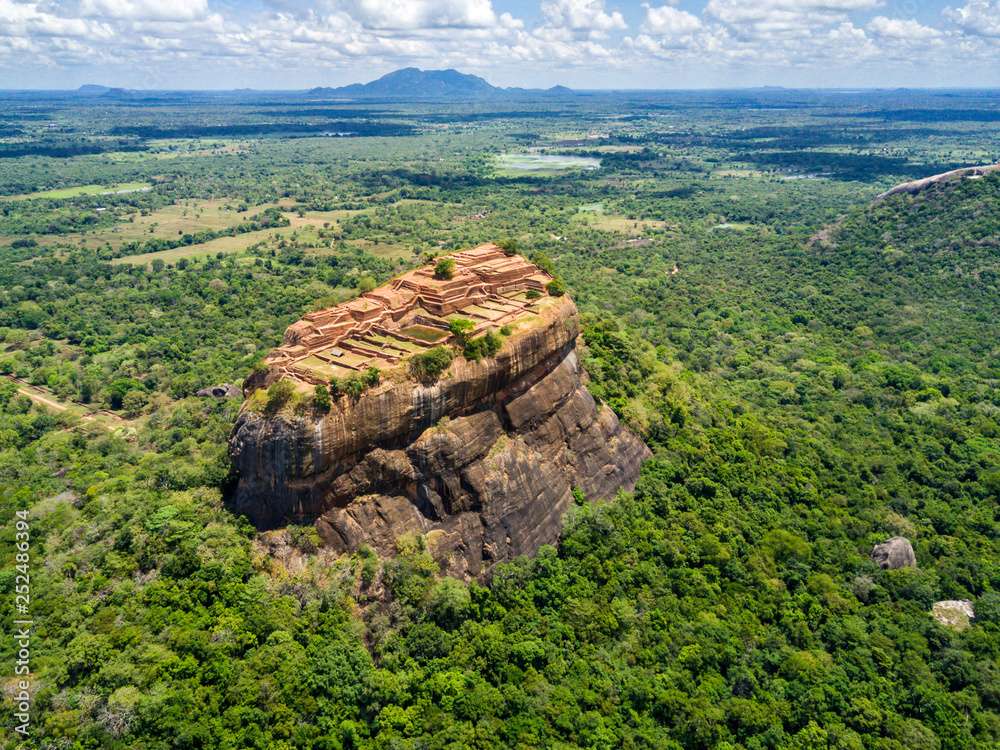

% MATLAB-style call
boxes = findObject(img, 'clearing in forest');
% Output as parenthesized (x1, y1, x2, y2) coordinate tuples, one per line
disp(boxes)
(2, 182, 151, 201)
(574, 204, 672, 233)
(111, 208, 371, 265)
(3, 375, 132, 432)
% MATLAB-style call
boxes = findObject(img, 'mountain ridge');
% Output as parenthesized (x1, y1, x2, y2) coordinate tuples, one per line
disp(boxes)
(306, 67, 574, 100)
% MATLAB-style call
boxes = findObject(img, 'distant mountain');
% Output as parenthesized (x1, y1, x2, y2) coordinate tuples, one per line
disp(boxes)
(77, 84, 121, 96)
(75, 84, 144, 99)
(307, 68, 572, 100)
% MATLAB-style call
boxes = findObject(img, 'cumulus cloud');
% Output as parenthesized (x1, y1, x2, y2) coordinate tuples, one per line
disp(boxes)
(338, 0, 498, 30)
(541, 0, 626, 33)
(80, 0, 209, 22)
(3, 0, 999, 85)
(643, 4, 701, 36)
(0, 0, 113, 39)
(944, 0, 1000, 38)
(868, 16, 941, 40)
(705, 0, 881, 38)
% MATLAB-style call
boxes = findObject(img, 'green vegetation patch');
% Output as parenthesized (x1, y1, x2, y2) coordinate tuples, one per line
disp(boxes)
(2, 181, 151, 201)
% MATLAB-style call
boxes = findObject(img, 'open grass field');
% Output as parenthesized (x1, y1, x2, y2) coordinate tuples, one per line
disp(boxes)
(106, 141, 252, 161)
(2, 374, 136, 433)
(3, 181, 151, 200)
(24, 198, 272, 251)
(287, 208, 367, 229)
(111, 226, 289, 264)
(573, 203, 673, 233)
(343, 238, 414, 262)
(111, 207, 385, 265)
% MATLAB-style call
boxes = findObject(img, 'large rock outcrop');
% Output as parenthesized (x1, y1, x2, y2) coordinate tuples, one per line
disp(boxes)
(875, 163, 1000, 201)
(229, 289, 649, 578)
(871, 536, 917, 569)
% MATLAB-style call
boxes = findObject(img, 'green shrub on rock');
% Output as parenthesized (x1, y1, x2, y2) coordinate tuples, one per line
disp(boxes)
(409, 346, 454, 382)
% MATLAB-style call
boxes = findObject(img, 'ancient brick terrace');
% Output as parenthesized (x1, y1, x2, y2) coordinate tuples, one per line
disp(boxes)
(265, 243, 553, 384)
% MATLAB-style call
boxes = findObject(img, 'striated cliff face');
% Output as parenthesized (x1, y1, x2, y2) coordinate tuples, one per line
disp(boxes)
(229, 277, 649, 578)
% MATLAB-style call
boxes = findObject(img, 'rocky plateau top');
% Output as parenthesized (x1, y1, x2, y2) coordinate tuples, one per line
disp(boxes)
(228, 245, 650, 577)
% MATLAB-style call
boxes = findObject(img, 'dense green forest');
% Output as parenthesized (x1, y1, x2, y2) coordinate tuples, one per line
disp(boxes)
(0, 90, 998, 749)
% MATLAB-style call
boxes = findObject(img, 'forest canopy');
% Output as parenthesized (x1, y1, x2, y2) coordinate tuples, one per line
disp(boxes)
(0, 89, 997, 749)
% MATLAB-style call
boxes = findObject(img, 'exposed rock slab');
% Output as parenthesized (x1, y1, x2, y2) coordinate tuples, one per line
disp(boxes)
(875, 163, 1000, 201)
(932, 600, 975, 631)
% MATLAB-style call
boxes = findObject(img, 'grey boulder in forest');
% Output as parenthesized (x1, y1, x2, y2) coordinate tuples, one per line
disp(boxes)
(196, 383, 242, 399)
(871, 536, 917, 569)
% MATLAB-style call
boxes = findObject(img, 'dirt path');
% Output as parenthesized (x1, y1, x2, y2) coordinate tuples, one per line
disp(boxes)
(3, 375, 129, 430)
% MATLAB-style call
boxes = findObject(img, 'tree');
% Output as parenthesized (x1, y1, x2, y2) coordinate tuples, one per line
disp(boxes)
(497, 237, 520, 256)
(313, 383, 331, 412)
(344, 377, 364, 399)
(409, 346, 454, 382)
(15, 301, 46, 329)
(546, 278, 567, 297)
(427, 578, 471, 629)
(122, 390, 147, 417)
(328, 378, 342, 398)
(463, 329, 503, 361)
(108, 378, 143, 410)
(434, 258, 456, 280)
(448, 318, 475, 345)
(530, 251, 556, 275)
(265, 379, 296, 413)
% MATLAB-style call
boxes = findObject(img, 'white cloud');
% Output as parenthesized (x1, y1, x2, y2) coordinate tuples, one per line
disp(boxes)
(80, 0, 209, 21)
(643, 4, 701, 36)
(705, 0, 882, 38)
(2, 0, 999, 85)
(0, 0, 113, 39)
(339, 0, 498, 29)
(541, 0, 626, 32)
(868, 16, 941, 40)
(945, 0, 1000, 38)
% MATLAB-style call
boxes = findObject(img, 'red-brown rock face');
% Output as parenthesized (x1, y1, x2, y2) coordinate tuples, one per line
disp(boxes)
(229, 295, 649, 578)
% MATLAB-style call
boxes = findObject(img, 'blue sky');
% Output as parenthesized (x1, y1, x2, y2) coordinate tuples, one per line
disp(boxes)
(3, 0, 999, 89)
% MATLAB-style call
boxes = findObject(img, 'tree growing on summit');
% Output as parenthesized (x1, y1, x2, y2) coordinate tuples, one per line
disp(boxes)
(530, 251, 556, 276)
(497, 237, 521, 256)
(434, 258, 456, 280)
(265, 379, 296, 413)
(448, 318, 475, 345)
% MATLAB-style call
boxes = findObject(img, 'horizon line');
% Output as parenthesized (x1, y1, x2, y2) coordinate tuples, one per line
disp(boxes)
(4, 85, 1000, 94)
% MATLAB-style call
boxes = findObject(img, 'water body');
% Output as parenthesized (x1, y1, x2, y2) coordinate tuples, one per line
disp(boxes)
(497, 153, 601, 173)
